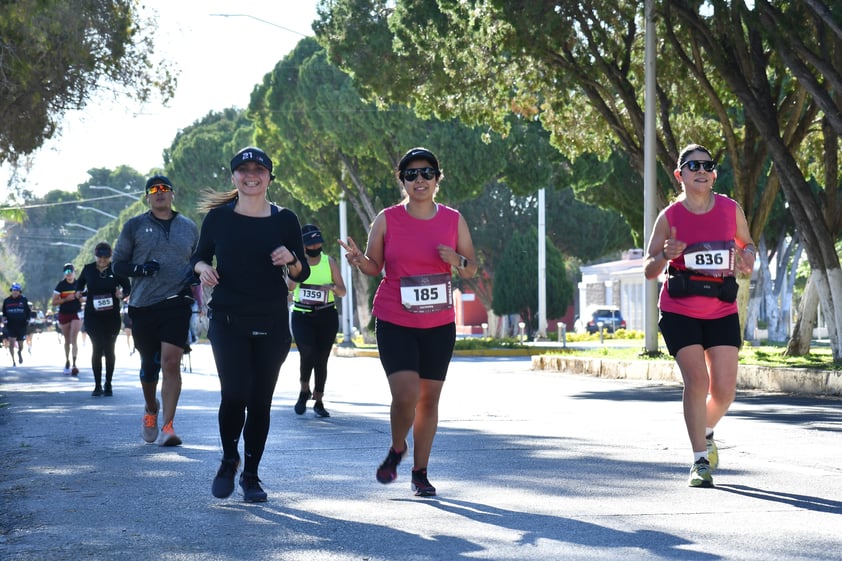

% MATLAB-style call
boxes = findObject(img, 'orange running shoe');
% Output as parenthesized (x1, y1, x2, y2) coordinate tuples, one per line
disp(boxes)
(158, 419, 182, 447)
(141, 399, 160, 443)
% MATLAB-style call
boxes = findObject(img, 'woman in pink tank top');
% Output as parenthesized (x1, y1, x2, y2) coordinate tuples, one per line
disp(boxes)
(340, 147, 477, 497)
(644, 143, 755, 488)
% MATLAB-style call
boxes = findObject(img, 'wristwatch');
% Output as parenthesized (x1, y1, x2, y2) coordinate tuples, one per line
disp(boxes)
(459, 255, 469, 269)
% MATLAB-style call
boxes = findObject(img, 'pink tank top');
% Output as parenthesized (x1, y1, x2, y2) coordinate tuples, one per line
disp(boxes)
(372, 204, 459, 328)
(659, 194, 739, 319)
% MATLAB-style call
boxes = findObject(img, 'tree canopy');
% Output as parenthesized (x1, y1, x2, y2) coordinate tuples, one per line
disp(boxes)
(316, 0, 842, 360)
(0, 0, 176, 171)
(491, 228, 573, 330)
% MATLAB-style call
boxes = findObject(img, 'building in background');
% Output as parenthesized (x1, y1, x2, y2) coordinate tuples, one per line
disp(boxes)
(577, 249, 648, 332)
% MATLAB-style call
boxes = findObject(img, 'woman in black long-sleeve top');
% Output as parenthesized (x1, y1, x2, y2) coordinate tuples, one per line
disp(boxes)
(76, 242, 131, 396)
(192, 147, 309, 503)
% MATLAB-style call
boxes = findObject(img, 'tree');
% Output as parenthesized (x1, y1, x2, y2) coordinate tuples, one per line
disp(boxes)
(247, 37, 583, 331)
(162, 108, 257, 224)
(315, 1, 779, 243)
(317, 0, 842, 360)
(491, 228, 573, 334)
(0, 0, 176, 175)
(1, 166, 148, 310)
(665, 2, 842, 358)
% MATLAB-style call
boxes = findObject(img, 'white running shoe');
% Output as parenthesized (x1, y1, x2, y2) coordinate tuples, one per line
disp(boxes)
(141, 399, 160, 443)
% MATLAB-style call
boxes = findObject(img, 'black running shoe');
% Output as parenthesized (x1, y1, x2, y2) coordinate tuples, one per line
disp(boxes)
(294, 389, 311, 415)
(239, 472, 268, 502)
(411, 468, 437, 497)
(103, 383, 113, 397)
(376, 442, 407, 484)
(91, 387, 103, 397)
(313, 401, 330, 418)
(212, 456, 240, 498)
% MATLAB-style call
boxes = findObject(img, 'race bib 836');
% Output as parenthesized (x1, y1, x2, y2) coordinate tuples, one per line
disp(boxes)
(683, 240, 735, 276)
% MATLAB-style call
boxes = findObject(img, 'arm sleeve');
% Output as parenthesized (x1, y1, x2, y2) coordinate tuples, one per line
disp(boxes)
(190, 210, 216, 270)
(119, 274, 132, 297)
(112, 218, 138, 277)
(285, 211, 310, 283)
(76, 267, 88, 293)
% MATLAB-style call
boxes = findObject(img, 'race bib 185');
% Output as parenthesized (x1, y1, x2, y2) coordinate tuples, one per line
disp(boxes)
(399, 273, 453, 313)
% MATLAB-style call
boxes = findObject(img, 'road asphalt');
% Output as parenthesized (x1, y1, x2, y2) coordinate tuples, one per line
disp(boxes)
(1, 335, 840, 561)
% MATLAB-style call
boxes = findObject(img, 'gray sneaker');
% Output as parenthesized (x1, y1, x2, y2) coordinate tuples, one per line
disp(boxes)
(142, 399, 160, 443)
(689, 458, 714, 488)
(706, 435, 719, 471)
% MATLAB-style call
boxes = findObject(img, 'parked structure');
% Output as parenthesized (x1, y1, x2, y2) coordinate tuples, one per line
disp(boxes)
(578, 249, 648, 332)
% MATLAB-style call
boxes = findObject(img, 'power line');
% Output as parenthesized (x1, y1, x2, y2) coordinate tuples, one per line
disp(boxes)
(0, 192, 143, 212)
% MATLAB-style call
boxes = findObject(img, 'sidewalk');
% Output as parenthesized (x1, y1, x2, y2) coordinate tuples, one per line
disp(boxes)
(339, 342, 842, 397)
(1, 337, 840, 561)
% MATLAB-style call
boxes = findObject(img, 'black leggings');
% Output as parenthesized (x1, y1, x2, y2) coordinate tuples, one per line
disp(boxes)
(207, 313, 291, 474)
(86, 314, 121, 386)
(291, 308, 338, 394)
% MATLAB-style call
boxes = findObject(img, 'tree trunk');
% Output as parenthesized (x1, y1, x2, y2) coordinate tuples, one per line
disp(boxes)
(786, 272, 819, 356)
(350, 267, 374, 343)
(781, 241, 803, 341)
(744, 273, 761, 345)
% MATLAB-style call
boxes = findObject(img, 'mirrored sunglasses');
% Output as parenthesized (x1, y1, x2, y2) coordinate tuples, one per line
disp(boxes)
(402, 167, 439, 182)
(147, 184, 173, 195)
(681, 160, 717, 172)
(95, 249, 111, 258)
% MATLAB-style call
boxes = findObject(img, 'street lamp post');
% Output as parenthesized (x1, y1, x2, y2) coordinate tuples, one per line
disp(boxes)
(338, 193, 355, 347)
(209, 13, 309, 36)
(90, 185, 141, 201)
(77, 205, 118, 220)
(66, 222, 98, 233)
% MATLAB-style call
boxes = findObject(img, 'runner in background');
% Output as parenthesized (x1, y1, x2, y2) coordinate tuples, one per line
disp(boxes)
(51, 263, 82, 376)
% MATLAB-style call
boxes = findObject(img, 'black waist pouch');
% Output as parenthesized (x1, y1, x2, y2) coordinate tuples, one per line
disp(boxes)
(667, 269, 738, 303)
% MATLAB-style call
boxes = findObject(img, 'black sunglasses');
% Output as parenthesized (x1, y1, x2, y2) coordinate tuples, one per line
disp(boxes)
(681, 160, 717, 173)
(402, 167, 439, 182)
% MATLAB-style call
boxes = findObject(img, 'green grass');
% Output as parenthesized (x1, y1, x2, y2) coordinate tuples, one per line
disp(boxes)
(345, 330, 841, 371)
(549, 338, 841, 371)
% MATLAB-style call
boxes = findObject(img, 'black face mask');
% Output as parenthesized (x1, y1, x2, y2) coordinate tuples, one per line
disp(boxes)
(305, 247, 322, 258)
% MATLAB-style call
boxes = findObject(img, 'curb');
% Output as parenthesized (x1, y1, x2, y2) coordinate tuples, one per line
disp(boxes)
(333, 347, 543, 359)
(333, 346, 842, 398)
(531, 355, 842, 397)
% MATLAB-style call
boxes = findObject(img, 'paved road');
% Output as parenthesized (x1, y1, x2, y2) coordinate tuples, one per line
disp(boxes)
(1, 336, 840, 561)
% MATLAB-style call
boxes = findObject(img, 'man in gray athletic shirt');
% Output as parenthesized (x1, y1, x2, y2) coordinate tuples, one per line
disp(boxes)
(113, 175, 199, 447)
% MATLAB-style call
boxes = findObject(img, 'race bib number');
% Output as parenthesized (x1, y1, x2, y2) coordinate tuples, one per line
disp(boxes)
(399, 273, 453, 313)
(683, 240, 735, 276)
(92, 294, 114, 311)
(298, 284, 329, 306)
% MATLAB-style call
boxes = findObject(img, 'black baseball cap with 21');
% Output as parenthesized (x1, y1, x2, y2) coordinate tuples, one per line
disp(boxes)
(230, 147, 275, 180)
